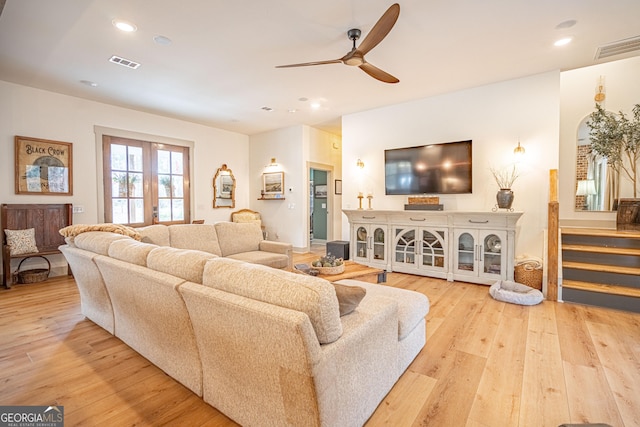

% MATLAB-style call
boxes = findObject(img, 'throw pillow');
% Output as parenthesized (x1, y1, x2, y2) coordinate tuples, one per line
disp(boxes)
(4, 228, 39, 255)
(333, 283, 366, 316)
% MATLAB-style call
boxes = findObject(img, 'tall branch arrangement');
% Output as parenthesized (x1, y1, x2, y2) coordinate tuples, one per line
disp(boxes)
(587, 103, 640, 197)
(490, 164, 519, 189)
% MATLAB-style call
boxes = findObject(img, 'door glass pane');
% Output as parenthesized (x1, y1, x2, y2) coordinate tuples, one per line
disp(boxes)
(173, 175, 184, 197)
(457, 232, 474, 271)
(130, 173, 143, 197)
(395, 229, 415, 264)
(159, 174, 172, 197)
(172, 152, 184, 174)
(158, 150, 171, 174)
(373, 227, 385, 261)
(129, 199, 144, 224)
(172, 199, 184, 221)
(356, 226, 367, 257)
(158, 199, 171, 221)
(484, 234, 502, 274)
(112, 199, 128, 224)
(111, 144, 127, 170)
(128, 146, 143, 172)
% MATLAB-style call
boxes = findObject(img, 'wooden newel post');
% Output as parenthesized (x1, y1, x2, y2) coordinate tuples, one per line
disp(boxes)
(547, 169, 559, 301)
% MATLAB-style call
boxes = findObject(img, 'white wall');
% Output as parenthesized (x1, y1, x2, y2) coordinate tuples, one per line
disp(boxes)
(249, 125, 342, 250)
(1, 80, 249, 275)
(559, 56, 640, 226)
(341, 71, 561, 259)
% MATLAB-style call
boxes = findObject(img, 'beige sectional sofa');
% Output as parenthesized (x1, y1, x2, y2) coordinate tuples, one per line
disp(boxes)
(60, 228, 430, 426)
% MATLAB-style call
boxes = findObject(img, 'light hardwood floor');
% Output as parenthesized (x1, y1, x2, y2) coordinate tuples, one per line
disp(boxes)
(1, 255, 639, 427)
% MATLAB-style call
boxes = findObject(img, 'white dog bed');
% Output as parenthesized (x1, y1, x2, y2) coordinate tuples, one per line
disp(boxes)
(489, 280, 543, 306)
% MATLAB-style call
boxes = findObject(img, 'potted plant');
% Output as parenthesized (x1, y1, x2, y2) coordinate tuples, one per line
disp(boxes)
(587, 103, 640, 198)
(490, 164, 519, 209)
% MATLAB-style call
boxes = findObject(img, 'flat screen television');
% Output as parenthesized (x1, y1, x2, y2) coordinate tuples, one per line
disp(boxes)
(384, 140, 472, 195)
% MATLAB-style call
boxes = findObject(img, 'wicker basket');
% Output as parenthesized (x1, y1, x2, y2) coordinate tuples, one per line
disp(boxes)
(514, 262, 542, 290)
(315, 264, 345, 275)
(13, 255, 51, 284)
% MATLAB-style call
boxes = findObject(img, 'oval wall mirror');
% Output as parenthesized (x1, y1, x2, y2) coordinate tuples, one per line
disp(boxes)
(213, 164, 235, 208)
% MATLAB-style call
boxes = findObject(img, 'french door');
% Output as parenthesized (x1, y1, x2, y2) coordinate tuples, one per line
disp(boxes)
(103, 136, 191, 226)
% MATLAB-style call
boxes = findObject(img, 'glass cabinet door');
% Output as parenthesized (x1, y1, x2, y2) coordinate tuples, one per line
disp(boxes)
(372, 227, 386, 261)
(482, 233, 503, 275)
(355, 226, 368, 259)
(421, 229, 446, 268)
(394, 228, 416, 265)
(457, 232, 475, 272)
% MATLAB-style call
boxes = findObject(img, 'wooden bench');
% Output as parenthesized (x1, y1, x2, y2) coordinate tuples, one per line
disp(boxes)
(1, 203, 72, 288)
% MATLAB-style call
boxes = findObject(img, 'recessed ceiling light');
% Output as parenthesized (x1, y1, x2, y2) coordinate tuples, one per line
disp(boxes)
(554, 37, 573, 47)
(112, 19, 137, 32)
(288, 109, 297, 113)
(80, 80, 98, 87)
(310, 102, 321, 110)
(153, 35, 172, 46)
(298, 97, 308, 102)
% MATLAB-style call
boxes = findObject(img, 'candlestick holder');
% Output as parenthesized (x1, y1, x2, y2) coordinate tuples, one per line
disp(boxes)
(367, 195, 373, 210)
(357, 195, 364, 210)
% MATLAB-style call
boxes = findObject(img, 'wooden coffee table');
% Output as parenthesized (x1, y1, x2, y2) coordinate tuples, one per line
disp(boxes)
(316, 261, 386, 284)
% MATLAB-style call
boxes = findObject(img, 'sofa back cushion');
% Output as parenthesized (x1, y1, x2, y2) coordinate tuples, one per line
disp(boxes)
(168, 224, 222, 256)
(73, 231, 132, 255)
(108, 239, 157, 267)
(202, 257, 342, 344)
(214, 222, 263, 257)
(136, 224, 170, 246)
(147, 246, 217, 284)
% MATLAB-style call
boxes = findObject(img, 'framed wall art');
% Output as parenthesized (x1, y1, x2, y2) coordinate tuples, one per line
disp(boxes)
(262, 171, 284, 197)
(14, 136, 73, 195)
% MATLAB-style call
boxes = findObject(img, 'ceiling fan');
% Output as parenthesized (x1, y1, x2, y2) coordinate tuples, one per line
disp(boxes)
(276, 3, 400, 83)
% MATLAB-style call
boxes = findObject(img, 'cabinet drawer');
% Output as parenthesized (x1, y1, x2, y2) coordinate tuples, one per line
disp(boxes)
(453, 215, 507, 228)
(389, 213, 448, 226)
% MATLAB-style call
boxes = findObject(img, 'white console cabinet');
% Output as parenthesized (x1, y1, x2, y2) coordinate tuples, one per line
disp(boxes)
(343, 210, 522, 285)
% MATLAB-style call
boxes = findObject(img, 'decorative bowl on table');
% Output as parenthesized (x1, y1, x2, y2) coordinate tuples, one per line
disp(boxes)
(311, 254, 345, 275)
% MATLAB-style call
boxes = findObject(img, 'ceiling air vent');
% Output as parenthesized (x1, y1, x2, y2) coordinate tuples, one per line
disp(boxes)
(109, 55, 141, 69)
(595, 35, 640, 60)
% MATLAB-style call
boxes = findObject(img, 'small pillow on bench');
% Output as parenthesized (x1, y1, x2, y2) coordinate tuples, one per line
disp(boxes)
(4, 228, 38, 255)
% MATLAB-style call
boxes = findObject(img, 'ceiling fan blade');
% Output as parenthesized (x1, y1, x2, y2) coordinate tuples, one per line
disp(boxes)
(276, 59, 342, 68)
(359, 62, 399, 84)
(357, 3, 400, 55)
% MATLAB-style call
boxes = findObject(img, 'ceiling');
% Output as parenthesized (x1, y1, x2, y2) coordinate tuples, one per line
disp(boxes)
(1, 0, 639, 137)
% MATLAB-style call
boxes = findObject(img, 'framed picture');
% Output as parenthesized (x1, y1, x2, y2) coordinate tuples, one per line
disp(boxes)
(335, 179, 342, 195)
(315, 184, 328, 199)
(263, 171, 284, 197)
(14, 136, 73, 195)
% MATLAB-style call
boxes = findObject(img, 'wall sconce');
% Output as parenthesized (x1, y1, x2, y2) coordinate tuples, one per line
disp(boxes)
(264, 157, 280, 170)
(356, 158, 365, 169)
(513, 141, 525, 157)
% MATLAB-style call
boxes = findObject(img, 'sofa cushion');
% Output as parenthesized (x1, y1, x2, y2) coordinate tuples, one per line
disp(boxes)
(203, 257, 343, 344)
(333, 283, 367, 316)
(168, 224, 222, 256)
(226, 251, 289, 269)
(136, 224, 170, 246)
(214, 222, 263, 257)
(73, 231, 132, 255)
(108, 239, 157, 266)
(147, 246, 217, 284)
(334, 279, 430, 340)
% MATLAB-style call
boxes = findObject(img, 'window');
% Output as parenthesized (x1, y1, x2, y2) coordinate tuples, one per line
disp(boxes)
(103, 136, 190, 225)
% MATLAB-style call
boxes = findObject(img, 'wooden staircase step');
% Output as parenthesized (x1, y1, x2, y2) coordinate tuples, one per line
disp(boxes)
(562, 279, 640, 298)
(561, 227, 640, 239)
(562, 244, 640, 256)
(562, 261, 640, 276)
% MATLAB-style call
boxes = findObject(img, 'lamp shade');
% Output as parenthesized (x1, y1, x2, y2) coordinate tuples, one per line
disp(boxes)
(576, 179, 597, 196)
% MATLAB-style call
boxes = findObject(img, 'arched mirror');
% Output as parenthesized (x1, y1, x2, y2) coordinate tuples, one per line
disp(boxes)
(213, 164, 235, 208)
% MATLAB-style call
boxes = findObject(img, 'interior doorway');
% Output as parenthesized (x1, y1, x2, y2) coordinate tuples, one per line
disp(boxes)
(309, 166, 332, 252)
